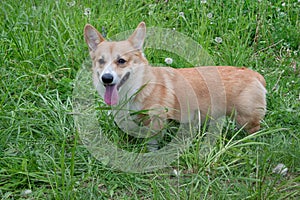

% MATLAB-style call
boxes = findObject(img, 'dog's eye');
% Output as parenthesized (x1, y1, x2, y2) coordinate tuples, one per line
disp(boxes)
(117, 58, 127, 65)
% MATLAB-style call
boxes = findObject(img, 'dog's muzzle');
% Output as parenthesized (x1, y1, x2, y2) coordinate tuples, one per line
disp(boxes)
(101, 73, 114, 85)
(100, 72, 130, 105)
(101, 72, 130, 89)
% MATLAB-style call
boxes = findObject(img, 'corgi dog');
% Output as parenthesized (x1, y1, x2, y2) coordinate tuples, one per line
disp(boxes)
(84, 22, 266, 135)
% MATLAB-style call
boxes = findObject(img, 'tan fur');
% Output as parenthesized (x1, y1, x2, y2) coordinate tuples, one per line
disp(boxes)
(84, 22, 267, 133)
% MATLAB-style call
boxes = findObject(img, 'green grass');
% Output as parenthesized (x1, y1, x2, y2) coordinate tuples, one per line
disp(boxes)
(1, 0, 299, 199)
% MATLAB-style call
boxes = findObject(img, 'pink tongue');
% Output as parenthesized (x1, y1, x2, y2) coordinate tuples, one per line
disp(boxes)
(104, 85, 119, 105)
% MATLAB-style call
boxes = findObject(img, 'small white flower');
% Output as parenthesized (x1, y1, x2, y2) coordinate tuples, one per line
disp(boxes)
(207, 12, 213, 19)
(67, 1, 75, 7)
(272, 163, 288, 176)
(282, 2, 286, 6)
(179, 12, 184, 17)
(201, 0, 207, 3)
(165, 57, 173, 65)
(21, 189, 32, 196)
(84, 8, 91, 16)
(279, 12, 286, 17)
(214, 37, 223, 43)
(173, 169, 180, 177)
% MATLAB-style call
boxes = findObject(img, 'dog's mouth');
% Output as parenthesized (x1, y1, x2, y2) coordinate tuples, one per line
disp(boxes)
(104, 72, 130, 105)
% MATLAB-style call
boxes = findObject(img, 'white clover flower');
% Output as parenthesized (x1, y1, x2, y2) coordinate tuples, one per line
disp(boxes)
(165, 57, 173, 65)
(173, 169, 180, 177)
(207, 12, 213, 19)
(84, 8, 91, 16)
(67, 1, 75, 7)
(279, 12, 286, 17)
(272, 163, 288, 176)
(179, 12, 184, 17)
(214, 37, 223, 43)
(21, 189, 32, 196)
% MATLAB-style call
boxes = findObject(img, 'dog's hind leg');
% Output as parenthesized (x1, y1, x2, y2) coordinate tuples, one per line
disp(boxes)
(235, 80, 267, 134)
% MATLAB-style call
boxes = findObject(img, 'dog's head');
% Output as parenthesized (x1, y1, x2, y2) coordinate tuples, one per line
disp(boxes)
(84, 22, 148, 105)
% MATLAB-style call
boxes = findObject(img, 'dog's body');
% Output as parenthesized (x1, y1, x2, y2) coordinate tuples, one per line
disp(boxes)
(84, 22, 266, 134)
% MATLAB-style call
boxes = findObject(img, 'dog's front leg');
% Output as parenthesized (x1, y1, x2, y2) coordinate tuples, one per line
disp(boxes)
(144, 106, 168, 151)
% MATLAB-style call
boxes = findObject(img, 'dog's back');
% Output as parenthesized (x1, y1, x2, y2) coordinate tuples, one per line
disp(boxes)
(135, 66, 266, 133)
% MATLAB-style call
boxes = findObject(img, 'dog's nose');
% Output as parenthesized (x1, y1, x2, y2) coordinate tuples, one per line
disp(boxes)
(101, 73, 114, 84)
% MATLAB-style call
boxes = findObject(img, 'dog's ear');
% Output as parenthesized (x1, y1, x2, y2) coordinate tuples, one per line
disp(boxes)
(128, 22, 146, 50)
(84, 24, 105, 51)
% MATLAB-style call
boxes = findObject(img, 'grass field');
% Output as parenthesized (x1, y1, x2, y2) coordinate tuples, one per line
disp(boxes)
(1, 0, 299, 199)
